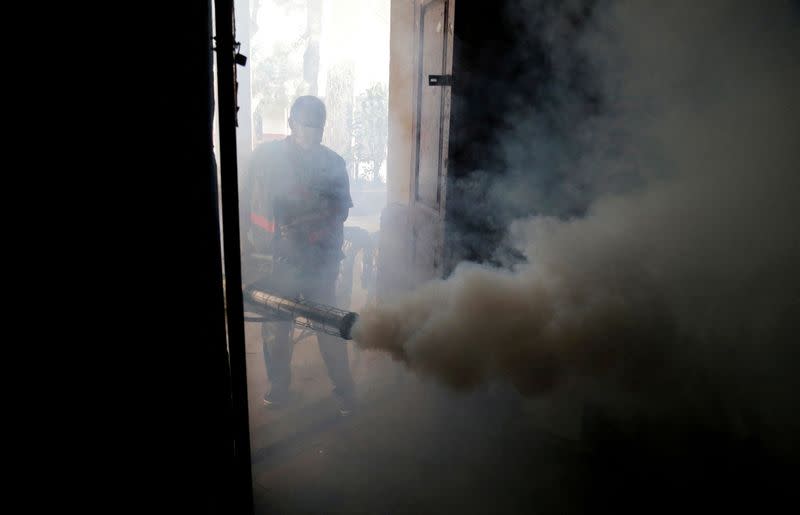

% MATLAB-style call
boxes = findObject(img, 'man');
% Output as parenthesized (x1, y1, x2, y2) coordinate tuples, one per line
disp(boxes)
(242, 96, 356, 415)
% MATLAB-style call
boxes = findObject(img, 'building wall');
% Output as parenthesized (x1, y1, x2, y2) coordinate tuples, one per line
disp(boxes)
(386, 0, 416, 206)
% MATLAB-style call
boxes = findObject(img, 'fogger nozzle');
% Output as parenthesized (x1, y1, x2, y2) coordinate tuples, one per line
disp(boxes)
(243, 284, 358, 340)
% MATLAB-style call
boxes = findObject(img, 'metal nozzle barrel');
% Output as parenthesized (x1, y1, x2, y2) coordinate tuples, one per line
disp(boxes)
(243, 284, 358, 340)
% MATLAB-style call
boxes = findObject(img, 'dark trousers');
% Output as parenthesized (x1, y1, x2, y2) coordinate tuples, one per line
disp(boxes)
(260, 260, 355, 404)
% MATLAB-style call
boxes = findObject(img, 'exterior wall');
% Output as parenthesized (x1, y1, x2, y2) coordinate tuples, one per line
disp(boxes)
(386, 0, 416, 206)
(376, 0, 416, 300)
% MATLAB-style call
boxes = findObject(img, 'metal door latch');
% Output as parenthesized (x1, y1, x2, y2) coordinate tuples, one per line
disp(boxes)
(428, 75, 453, 86)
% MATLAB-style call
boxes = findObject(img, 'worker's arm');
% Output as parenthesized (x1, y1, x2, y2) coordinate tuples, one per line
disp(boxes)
(241, 145, 277, 258)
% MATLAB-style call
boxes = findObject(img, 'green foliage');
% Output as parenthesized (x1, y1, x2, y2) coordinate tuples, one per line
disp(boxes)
(251, 40, 305, 122)
(353, 83, 389, 183)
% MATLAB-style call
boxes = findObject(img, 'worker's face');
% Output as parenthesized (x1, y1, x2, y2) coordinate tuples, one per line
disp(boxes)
(289, 113, 325, 149)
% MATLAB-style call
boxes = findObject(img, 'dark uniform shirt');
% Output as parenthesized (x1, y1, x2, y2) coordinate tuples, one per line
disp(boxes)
(245, 137, 353, 270)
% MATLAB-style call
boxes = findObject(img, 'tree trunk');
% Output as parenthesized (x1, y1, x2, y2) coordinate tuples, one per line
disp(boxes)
(303, 0, 322, 95)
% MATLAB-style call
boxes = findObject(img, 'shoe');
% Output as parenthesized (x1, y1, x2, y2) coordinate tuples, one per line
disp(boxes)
(335, 396, 356, 417)
(263, 392, 288, 408)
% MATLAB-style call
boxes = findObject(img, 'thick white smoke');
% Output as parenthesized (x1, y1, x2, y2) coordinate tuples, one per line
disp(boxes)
(354, 0, 800, 450)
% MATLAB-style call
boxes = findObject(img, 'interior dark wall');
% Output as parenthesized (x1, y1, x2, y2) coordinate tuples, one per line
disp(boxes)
(106, 2, 245, 513)
(158, 4, 235, 512)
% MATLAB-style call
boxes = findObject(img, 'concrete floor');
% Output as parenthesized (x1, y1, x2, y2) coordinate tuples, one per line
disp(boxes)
(243, 321, 792, 514)
(243, 315, 593, 514)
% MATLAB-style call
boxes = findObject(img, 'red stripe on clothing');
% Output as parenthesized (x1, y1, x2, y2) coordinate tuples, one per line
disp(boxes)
(251, 213, 275, 233)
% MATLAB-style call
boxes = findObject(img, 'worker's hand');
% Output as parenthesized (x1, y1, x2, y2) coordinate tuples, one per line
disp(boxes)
(285, 211, 327, 227)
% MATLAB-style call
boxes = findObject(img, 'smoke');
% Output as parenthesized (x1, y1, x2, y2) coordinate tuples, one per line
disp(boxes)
(355, 0, 800, 451)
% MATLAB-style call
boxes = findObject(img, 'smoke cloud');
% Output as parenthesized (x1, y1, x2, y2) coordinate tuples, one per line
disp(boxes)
(354, 0, 800, 451)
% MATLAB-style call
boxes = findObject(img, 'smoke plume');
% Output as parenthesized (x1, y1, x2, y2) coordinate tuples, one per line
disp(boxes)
(354, 0, 800, 450)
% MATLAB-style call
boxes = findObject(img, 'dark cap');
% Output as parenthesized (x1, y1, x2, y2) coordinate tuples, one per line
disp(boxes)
(289, 96, 326, 128)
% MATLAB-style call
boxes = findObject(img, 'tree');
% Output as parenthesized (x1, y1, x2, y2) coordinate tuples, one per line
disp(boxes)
(251, 40, 304, 124)
(250, 0, 306, 131)
(268, 0, 321, 95)
(303, 0, 323, 95)
(353, 83, 389, 184)
(323, 62, 356, 176)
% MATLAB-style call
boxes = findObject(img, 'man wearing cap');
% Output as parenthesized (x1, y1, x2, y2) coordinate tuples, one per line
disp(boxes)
(242, 95, 356, 416)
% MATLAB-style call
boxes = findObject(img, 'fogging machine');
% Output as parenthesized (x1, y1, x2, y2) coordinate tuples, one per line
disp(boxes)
(242, 283, 358, 340)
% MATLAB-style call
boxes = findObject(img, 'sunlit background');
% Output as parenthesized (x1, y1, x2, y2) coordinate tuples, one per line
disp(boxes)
(249, 0, 390, 186)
